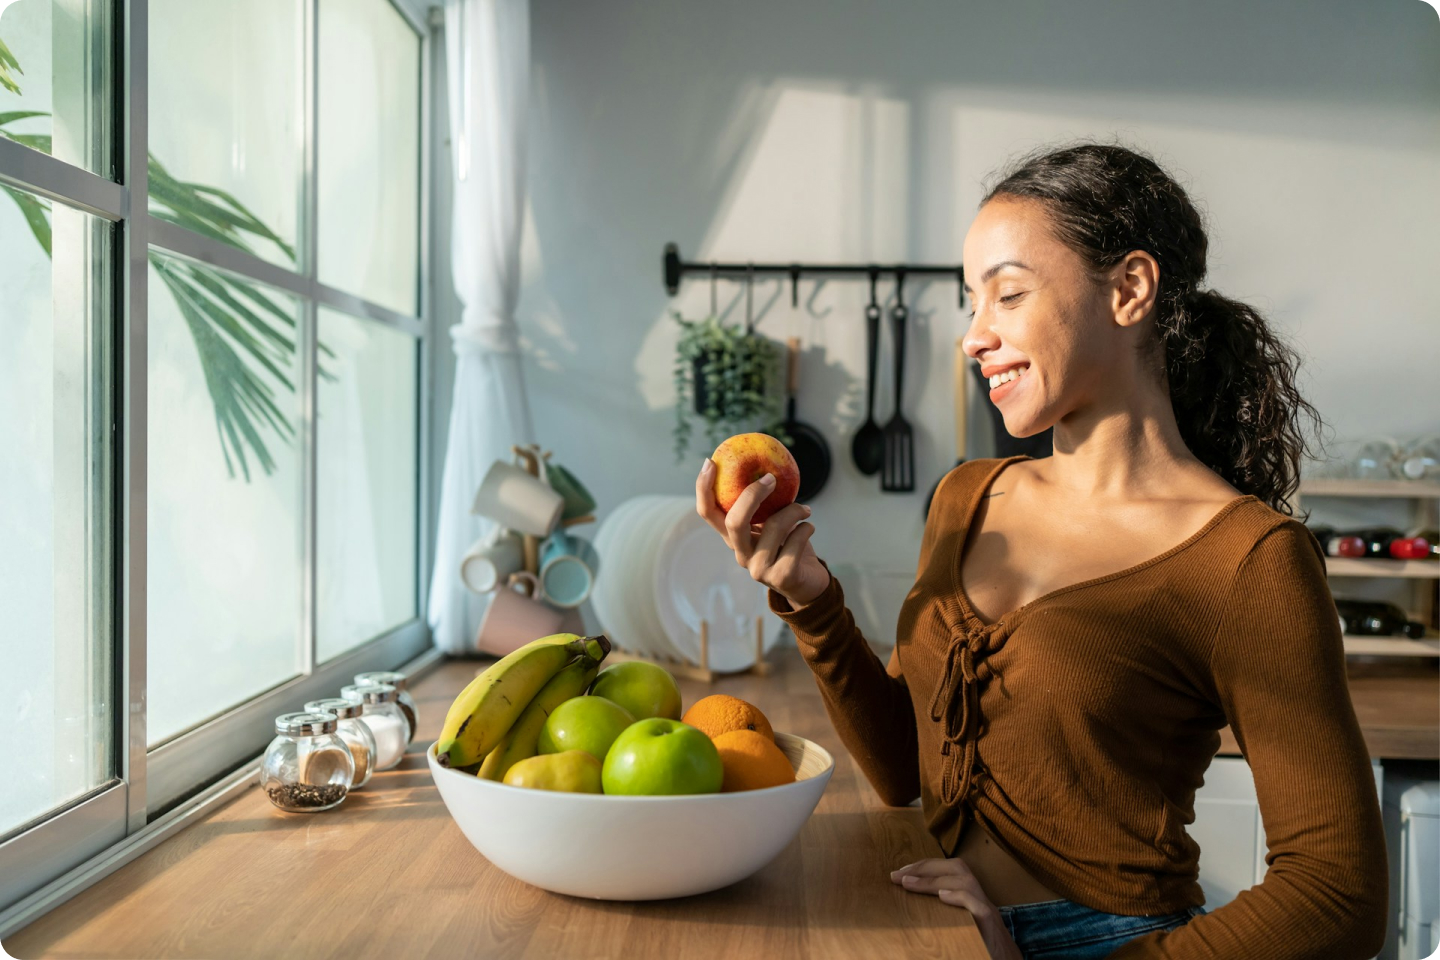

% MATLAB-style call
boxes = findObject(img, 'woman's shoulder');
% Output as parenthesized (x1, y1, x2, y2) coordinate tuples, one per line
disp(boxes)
(929, 457, 1025, 523)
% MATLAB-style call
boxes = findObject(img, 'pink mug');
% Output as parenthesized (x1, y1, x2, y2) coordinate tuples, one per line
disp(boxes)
(474, 572, 567, 657)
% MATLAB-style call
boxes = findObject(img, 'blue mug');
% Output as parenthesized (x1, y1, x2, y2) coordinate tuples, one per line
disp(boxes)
(538, 531, 600, 608)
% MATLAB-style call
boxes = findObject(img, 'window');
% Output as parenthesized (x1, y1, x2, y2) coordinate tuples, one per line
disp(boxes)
(0, 0, 433, 920)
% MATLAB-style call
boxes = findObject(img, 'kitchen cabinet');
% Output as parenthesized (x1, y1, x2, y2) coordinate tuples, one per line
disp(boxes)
(1191, 757, 1384, 910)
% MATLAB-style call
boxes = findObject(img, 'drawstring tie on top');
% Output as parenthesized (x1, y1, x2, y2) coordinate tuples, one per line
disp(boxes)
(928, 621, 1008, 806)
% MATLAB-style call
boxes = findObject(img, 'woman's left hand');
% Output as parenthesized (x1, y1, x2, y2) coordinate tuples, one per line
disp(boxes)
(891, 858, 1024, 960)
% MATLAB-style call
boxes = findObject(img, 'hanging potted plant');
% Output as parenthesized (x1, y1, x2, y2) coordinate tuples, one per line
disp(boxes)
(671, 311, 789, 462)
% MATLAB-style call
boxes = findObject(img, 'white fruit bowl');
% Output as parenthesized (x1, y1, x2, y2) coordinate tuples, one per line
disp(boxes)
(426, 731, 834, 900)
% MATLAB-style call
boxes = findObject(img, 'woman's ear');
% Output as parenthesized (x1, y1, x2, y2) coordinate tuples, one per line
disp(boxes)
(1110, 250, 1160, 329)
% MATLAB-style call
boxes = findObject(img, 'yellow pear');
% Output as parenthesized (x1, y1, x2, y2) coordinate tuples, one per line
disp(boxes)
(501, 749, 603, 793)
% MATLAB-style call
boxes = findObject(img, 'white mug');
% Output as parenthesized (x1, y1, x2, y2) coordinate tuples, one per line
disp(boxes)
(459, 528, 524, 594)
(472, 460, 565, 537)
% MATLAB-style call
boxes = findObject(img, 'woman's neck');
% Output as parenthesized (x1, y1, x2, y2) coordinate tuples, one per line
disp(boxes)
(1042, 379, 1205, 501)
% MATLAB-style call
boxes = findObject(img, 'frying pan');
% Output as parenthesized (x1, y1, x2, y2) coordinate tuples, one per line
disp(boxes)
(779, 336, 831, 503)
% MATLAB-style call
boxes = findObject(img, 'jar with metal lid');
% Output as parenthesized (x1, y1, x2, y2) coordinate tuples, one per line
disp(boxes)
(340, 683, 408, 771)
(261, 712, 354, 813)
(304, 697, 377, 789)
(354, 670, 418, 743)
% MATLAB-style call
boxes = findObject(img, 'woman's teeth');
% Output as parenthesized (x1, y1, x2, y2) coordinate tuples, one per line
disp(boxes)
(988, 365, 1029, 389)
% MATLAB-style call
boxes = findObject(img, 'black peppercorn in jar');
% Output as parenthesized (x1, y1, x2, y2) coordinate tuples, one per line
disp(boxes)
(261, 712, 354, 813)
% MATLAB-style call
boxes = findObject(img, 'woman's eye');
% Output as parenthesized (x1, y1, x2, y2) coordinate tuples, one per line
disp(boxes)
(999, 292, 1026, 305)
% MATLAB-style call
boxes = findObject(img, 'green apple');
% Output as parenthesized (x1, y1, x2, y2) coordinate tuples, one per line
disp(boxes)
(538, 695, 635, 763)
(590, 661, 682, 721)
(601, 718, 723, 796)
(502, 750, 603, 793)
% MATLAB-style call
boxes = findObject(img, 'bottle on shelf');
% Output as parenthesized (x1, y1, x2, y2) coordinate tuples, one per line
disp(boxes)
(1307, 525, 1367, 558)
(1334, 599, 1428, 639)
(1335, 526, 1433, 561)
(1403, 527, 1440, 560)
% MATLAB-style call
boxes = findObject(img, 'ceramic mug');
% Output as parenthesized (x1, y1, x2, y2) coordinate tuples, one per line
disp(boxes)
(472, 460, 565, 537)
(538, 531, 600, 608)
(459, 527, 524, 594)
(474, 572, 567, 657)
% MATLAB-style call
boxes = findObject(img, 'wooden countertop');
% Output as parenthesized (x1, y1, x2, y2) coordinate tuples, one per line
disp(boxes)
(7, 644, 1434, 959)
(6, 650, 989, 960)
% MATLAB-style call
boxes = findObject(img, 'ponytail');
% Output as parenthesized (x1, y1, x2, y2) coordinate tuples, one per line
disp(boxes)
(983, 143, 1324, 515)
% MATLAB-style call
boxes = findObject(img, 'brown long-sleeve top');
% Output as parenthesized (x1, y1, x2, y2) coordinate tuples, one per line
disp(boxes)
(768, 456, 1387, 959)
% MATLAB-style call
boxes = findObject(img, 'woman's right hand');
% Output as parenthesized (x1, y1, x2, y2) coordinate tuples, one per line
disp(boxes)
(694, 459, 831, 610)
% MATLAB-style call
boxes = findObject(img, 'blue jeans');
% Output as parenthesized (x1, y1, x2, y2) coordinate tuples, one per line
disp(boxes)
(997, 898, 1206, 959)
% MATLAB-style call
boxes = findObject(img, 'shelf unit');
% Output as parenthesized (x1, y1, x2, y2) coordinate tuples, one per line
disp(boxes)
(1299, 477, 1440, 658)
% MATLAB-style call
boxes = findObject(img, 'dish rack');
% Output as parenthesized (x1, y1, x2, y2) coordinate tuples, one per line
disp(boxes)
(1300, 477, 1440, 658)
(606, 616, 777, 683)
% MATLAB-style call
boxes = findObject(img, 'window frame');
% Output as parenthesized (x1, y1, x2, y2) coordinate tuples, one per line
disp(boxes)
(0, 0, 438, 924)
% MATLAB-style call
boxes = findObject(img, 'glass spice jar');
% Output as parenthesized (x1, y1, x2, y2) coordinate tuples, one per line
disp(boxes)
(261, 712, 354, 813)
(305, 697, 377, 790)
(354, 670, 418, 743)
(340, 683, 408, 771)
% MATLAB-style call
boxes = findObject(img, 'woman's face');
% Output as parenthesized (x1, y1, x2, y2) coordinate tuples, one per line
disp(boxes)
(961, 196, 1139, 439)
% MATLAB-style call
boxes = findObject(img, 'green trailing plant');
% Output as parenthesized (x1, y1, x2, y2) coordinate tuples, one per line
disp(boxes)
(0, 47, 333, 481)
(671, 311, 789, 463)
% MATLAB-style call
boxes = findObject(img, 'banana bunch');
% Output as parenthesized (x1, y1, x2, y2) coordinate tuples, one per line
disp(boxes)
(436, 632, 611, 769)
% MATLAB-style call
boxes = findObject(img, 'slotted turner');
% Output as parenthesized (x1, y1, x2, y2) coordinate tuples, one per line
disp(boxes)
(881, 286, 914, 492)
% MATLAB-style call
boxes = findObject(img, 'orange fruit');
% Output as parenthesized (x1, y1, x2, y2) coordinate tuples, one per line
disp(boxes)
(712, 729, 795, 792)
(682, 694, 774, 742)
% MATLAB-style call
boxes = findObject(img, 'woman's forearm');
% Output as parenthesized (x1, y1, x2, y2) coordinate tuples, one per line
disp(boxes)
(769, 569, 921, 807)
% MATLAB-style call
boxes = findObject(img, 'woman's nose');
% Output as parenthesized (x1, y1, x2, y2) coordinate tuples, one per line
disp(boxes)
(961, 308, 999, 361)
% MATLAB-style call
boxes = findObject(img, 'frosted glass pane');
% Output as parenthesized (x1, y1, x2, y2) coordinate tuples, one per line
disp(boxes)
(0, 0, 113, 175)
(316, 308, 418, 662)
(317, 0, 420, 316)
(146, 253, 302, 744)
(0, 190, 113, 834)
(149, 0, 302, 267)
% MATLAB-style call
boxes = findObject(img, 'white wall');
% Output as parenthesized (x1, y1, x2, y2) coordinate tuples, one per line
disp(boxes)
(492, 0, 1440, 645)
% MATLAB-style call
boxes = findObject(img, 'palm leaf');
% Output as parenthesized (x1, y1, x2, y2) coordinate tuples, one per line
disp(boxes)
(154, 257, 296, 480)
(0, 110, 48, 126)
(3, 92, 333, 480)
(0, 38, 22, 96)
(3, 185, 51, 255)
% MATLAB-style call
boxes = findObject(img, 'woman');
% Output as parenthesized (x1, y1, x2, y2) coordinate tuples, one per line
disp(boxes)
(694, 144, 1387, 959)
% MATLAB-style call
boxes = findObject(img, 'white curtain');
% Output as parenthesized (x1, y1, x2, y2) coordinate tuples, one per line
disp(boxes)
(429, 0, 535, 654)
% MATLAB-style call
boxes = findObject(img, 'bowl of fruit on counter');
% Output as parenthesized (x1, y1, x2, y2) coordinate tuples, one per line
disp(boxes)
(427, 633, 834, 900)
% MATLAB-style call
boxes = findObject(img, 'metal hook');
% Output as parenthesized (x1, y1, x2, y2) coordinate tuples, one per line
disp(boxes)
(790, 265, 801, 309)
(868, 268, 880, 309)
(894, 269, 907, 308)
(709, 264, 718, 318)
(957, 267, 965, 309)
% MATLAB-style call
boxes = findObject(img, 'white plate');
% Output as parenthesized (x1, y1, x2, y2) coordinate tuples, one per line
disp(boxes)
(623, 497, 693, 659)
(590, 496, 656, 655)
(654, 511, 776, 672)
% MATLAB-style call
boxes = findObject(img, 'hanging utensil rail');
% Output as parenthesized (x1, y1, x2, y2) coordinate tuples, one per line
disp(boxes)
(663, 242, 966, 307)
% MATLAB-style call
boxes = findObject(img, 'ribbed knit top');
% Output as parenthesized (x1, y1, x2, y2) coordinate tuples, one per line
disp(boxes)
(768, 456, 1387, 959)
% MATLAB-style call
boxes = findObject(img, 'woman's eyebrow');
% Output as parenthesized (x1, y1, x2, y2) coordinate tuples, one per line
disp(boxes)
(962, 259, 1032, 296)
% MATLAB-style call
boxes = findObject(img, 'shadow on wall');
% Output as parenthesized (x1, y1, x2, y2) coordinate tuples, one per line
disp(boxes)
(493, 0, 1439, 641)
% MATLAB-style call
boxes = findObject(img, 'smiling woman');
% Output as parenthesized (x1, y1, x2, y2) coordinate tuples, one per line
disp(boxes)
(699, 142, 1387, 960)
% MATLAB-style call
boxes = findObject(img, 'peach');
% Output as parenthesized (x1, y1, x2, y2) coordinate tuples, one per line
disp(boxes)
(709, 433, 800, 525)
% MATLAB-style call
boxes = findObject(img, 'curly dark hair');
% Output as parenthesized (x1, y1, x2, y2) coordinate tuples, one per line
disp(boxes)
(983, 142, 1324, 516)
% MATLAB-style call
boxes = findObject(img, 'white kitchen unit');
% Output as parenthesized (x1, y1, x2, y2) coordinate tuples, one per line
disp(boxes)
(1190, 756, 1385, 959)
(1381, 776, 1440, 960)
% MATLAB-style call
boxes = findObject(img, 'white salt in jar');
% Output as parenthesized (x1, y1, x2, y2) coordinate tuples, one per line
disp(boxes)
(340, 683, 408, 771)
(354, 670, 418, 744)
